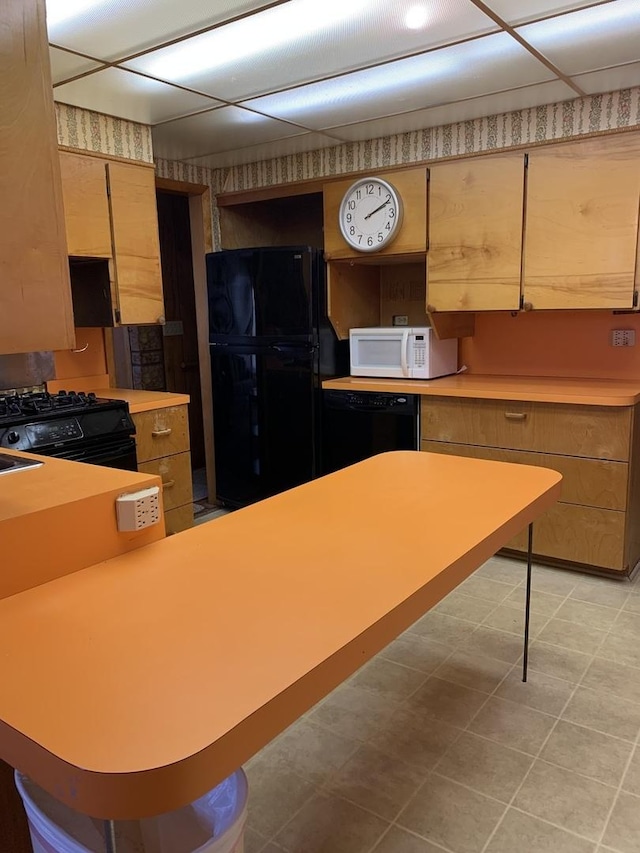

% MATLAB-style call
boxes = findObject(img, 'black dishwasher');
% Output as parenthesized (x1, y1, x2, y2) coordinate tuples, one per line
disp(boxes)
(321, 389, 419, 475)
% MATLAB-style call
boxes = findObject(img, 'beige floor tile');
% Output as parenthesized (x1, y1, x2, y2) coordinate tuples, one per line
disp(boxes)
(611, 610, 640, 640)
(503, 584, 565, 616)
(433, 649, 512, 694)
(621, 745, 640, 795)
(526, 640, 593, 682)
(434, 591, 498, 623)
(513, 759, 617, 840)
(562, 686, 640, 742)
(435, 731, 533, 802)
(350, 658, 428, 702)
(371, 825, 444, 853)
(458, 576, 515, 603)
(275, 792, 389, 853)
(597, 633, 640, 669)
(462, 625, 524, 663)
(261, 846, 286, 853)
(622, 592, 640, 614)
(398, 774, 505, 853)
(245, 827, 270, 853)
(554, 599, 620, 632)
(485, 808, 596, 853)
(530, 569, 579, 596)
(309, 684, 399, 742)
(475, 556, 526, 585)
(263, 719, 359, 783)
(540, 720, 633, 786)
(406, 676, 488, 728)
(482, 604, 549, 638)
(536, 618, 607, 656)
(378, 634, 451, 674)
(369, 706, 462, 770)
(602, 791, 640, 853)
(408, 611, 478, 647)
(327, 744, 424, 820)
(582, 658, 640, 705)
(468, 696, 557, 755)
(495, 668, 575, 716)
(570, 581, 630, 610)
(245, 757, 317, 837)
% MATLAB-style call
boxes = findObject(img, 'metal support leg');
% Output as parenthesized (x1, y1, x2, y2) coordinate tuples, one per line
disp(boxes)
(522, 522, 533, 683)
(104, 820, 117, 853)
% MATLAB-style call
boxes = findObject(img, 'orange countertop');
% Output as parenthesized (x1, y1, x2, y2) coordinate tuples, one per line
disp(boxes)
(0, 452, 561, 819)
(89, 388, 190, 414)
(0, 452, 165, 599)
(323, 374, 640, 406)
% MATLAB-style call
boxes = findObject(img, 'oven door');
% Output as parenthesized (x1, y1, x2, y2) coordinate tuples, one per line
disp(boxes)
(44, 437, 138, 471)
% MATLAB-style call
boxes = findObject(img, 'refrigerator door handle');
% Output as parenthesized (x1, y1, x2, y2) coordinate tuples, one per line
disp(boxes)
(210, 341, 229, 347)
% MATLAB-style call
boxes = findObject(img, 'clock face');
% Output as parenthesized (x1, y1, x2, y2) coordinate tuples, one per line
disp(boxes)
(338, 177, 404, 253)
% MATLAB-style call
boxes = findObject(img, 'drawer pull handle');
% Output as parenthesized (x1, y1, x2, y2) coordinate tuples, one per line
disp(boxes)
(152, 428, 172, 437)
(504, 412, 527, 421)
(162, 479, 176, 489)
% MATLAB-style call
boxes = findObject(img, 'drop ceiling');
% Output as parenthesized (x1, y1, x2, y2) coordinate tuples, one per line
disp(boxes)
(47, 0, 640, 169)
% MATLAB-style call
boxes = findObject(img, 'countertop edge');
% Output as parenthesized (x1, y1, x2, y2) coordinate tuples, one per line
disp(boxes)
(89, 389, 190, 414)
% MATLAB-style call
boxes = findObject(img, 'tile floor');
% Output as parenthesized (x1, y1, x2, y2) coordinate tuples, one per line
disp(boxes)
(238, 554, 640, 853)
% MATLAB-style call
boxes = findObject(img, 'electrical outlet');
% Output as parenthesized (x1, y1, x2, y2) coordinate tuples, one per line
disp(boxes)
(116, 486, 161, 531)
(611, 329, 636, 347)
(393, 315, 409, 326)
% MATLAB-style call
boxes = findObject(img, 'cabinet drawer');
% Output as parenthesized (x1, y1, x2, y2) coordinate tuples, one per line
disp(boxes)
(506, 503, 625, 571)
(421, 397, 632, 461)
(133, 406, 189, 462)
(421, 441, 628, 510)
(138, 451, 192, 511)
(164, 503, 194, 536)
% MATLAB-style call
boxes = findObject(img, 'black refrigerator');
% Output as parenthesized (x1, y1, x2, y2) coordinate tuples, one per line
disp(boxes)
(206, 246, 348, 508)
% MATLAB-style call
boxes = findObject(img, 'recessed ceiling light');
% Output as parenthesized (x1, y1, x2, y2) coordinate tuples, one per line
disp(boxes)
(46, 0, 108, 27)
(405, 5, 429, 30)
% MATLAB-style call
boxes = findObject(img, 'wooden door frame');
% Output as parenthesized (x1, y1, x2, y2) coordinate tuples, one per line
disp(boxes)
(155, 177, 216, 505)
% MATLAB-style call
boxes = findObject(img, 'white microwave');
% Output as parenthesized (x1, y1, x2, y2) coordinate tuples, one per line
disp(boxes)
(349, 327, 458, 379)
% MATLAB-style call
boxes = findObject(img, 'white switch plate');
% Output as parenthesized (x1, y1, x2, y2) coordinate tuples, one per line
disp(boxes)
(611, 329, 636, 347)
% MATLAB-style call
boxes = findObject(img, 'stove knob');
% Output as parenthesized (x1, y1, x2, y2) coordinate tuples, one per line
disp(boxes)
(6, 431, 20, 444)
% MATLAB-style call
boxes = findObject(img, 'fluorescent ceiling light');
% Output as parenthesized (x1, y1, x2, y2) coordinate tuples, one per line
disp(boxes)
(519, 0, 639, 44)
(405, 5, 429, 30)
(46, 0, 109, 27)
(142, 0, 367, 81)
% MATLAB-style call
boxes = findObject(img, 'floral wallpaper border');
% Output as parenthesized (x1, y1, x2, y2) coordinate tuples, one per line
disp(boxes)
(55, 102, 153, 163)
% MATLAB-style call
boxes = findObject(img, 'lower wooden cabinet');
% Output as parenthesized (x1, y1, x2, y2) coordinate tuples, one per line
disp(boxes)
(132, 404, 194, 535)
(422, 396, 640, 575)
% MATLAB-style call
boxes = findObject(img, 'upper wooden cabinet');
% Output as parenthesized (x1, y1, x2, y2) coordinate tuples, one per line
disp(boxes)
(427, 154, 525, 312)
(323, 167, 427, 260)
(0, 0, 75, 355)
(523, 134, 640, 310)
(59, 152, 164, 326)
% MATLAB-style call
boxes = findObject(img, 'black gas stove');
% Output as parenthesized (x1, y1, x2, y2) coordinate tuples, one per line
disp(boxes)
(0, 390, 137, 470)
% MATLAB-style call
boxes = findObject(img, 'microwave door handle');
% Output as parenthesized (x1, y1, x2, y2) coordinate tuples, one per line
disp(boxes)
(400, 329, 410, 377)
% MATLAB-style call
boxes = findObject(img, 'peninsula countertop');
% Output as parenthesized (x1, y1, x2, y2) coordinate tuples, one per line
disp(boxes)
(0, 451, 561, 820)
(90, 388, 190, 414)
(322, 374, 640, 406)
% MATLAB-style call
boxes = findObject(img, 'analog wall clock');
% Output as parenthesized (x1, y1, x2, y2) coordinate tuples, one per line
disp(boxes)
(338, 176, 404, 253)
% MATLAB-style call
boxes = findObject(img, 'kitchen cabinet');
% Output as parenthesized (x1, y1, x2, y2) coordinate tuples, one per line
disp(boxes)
(0, 0, 75, 355)
(427, 154, 525, 312)
(59, 151, 165, 326)
(421, 395, 640, 574)
(523, 134, 640, 310)
(133, 404, 194, 534)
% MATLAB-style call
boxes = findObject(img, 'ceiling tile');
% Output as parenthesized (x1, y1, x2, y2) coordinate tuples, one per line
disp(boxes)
(482, 0, 614, 26)
(330, 80, 577, 141)
(517, 0, 640, 75)
(184, 132, 343, 169)
(49, 46, 104, 85)
(242, 33, 555, 131)
(53, 68, 222, 124)
(45, 0, 279, 60)
(572, 61, 640, 94)
(124, 0, 498, 102)
(152, 107, 309, 161)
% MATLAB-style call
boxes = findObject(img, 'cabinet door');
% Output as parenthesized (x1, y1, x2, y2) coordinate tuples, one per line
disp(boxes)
(523, 135, 640, 310)
(107, 162, 164, 325)
(427, 154, 524, 312)
(59, 152, 112, 257)
(0, 0, 74, 354)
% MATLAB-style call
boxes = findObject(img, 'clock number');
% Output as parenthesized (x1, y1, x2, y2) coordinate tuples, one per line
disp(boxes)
(377, 233, 383, 242)
(346, 213, 352, 223)
(385, 222, 391, 231)
(366, 183, 374, 195)
(349, 226, 355, 235)
(358, 235, 363, 244)
(348, 201, 356, 210)
(355, 190, 361, 200)
(389, 208, 395, 218)
(367, 236, 373, 246)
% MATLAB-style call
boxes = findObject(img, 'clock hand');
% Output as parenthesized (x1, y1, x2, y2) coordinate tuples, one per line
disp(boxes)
(364, 194, 391, 220)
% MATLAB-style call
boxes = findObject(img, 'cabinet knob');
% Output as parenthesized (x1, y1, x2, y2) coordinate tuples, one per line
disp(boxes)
(157, 315, 166, 324)
(426, 304, 437, 314)
(504, 412, 527, 421)
(522, 301, 533, 312)
(161, 479, 176, 489)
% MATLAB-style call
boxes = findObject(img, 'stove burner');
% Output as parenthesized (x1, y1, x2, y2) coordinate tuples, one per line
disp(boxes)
(0, 390, 99, 422)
